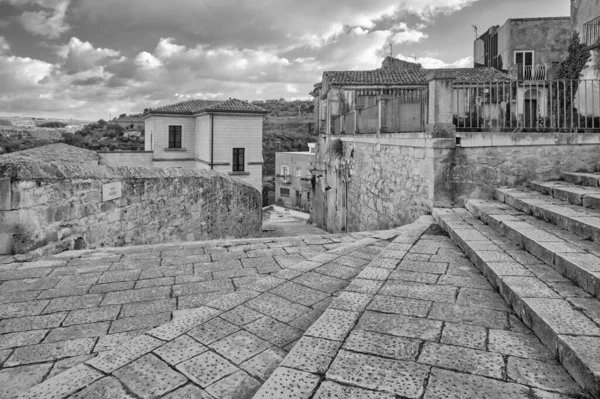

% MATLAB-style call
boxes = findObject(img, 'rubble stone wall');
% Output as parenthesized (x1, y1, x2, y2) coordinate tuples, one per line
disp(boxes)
(0, 162, 262, 255)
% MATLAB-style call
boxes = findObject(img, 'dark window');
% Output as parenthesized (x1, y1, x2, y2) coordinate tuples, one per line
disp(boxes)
(168, 126, 182, 148)
(233, 148, 245, 172)
(280, 188, 290, 197)
(307, 192, 311, 201)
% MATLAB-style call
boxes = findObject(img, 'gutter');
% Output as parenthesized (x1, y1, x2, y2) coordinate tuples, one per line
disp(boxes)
(210, 113, 214, 170)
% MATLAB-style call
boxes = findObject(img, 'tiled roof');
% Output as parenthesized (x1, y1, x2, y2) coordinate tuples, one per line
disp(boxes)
(324, 67, 510, 86)
(146, 98, 266, 116)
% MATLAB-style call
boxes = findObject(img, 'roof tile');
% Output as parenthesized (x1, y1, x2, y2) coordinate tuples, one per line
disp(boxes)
(146, 98, 266, 116)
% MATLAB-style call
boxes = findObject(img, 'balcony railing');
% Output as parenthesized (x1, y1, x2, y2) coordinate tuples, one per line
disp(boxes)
(584, 16, 600, 49)
(511, 64, 547, 80)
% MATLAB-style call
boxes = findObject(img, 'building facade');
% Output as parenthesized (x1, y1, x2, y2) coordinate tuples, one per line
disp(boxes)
(141, 98, 266, 192)
(274, 143, 316, 212)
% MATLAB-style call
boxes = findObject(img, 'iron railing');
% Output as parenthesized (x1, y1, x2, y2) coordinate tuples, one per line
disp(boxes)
(336, 87, 428, 134)
(510, 64, 547, 80)
(453, 79, 600, 132)
(584, 16, 600, 49)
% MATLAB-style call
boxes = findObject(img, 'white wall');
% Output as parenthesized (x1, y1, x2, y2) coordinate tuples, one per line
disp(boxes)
(145, 115, 196, 161)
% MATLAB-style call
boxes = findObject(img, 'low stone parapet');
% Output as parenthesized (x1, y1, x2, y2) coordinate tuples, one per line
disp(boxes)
(0, 161, 262, 254)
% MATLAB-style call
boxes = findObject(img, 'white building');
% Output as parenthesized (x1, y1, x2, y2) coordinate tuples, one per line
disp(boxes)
(141, 98, 267, 192)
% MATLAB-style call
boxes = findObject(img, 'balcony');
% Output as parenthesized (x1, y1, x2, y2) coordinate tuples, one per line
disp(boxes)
(276, 174, 291, 184)
(510, 64, 547, 81)
(584, 16, 600, 49)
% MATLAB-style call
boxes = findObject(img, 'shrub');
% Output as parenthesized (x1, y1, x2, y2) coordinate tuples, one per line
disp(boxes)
(38, 121, 67, 128)
(0, 119, 13, 126)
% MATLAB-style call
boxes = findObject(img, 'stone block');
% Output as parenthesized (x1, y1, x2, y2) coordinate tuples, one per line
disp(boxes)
(0, 363, 53, 399)
(176, 351, 238, 388)
(205, 370, 261, 399)
(70, 377, 137, 399)
(424, 367, 529, 398)
(419, 342, 504, 379)
(0, 233, 13, 255)
(86, 334, 163, 373)
(253, 367, 320, 399)
(210, 330, 270, 364)
(17, 364, 103, 399)
(557, 335, 600, 397)
(240, 347, 287, 380)
(244, 316, 303, 348)
(305, 309, 359, 341)
(344, 329, 420, 361)
(6, 337, 95, 366)
(440, 322, 487, 350)
(313, 381, 395, 399)
(357, 311, 442, 341)
(507, 356, 580, 394)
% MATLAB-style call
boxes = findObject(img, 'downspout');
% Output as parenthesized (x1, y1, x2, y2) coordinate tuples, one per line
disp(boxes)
(210, 113, 214, 170)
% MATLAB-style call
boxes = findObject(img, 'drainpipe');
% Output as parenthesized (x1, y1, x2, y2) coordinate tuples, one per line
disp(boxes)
(210, 114, 214, 170)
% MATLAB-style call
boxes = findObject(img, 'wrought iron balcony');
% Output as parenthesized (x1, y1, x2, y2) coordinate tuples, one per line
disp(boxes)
(584, 16, 600, 49)
(510, 64, 547, 80)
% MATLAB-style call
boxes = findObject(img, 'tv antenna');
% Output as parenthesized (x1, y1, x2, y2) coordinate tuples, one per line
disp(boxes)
(472, 25, 478, 38)
(389, 43, 393, 57)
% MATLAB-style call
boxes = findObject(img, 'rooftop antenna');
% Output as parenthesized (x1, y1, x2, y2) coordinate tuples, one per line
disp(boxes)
(389, 43, 393, 57)
(472, 24, 478, 38)
(411, 55, 417, 63)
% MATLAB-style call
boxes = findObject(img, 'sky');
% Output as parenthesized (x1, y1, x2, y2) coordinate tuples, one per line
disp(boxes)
(0, 0, 570, 120)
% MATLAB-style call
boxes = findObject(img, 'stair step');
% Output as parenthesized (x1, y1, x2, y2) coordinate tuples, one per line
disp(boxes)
(529, 180, 600, 209)
(562, 172, 600, 187)
(497, 187, 600, 245)
(466, 198, 600, 298)
(434, 207, 600, 398)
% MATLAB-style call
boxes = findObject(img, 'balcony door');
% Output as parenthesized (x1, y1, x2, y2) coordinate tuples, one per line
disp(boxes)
(514, 51, 534, 79)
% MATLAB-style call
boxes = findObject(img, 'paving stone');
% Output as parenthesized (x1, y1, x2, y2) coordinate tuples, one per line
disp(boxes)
(329, 291, 372, 312)
(280, 336, 341, 374)
(94, 330, 144, 352)
(6, 337, 95, 366)
(379, 280, 458, 303)
(204, 371, 262, 399)
(488, 330, 555, 361)
(507, 357, 580, 393)
(46, 354, 96, 379)
(344, 329, 420, 361)
(424, 367, 530, 399)
(456, 288, 511, 312)
(270, 281, 330, 307)
(134, 277, 175, 289)
(221, 305, 264, 326)
(148, 306, 221, 341)
(153, 334, 207, 365)
(502, 276, 561, 298)
(305, 309, 359, 341)
(0, 363, 52, 399)
(0, 291, 40, 304)
(245, 293, 311, 323)
(86, 334, 164, 373)
(244, 316, 303, 347)
(173, 279, 234, 296)
(0, 299, 50, 319)
(113, 353, 188, 398)
(19, 363, 105, 398)
(396, 260, 448, 274)
(70, 377, 136, 399)
(272, 269, 303, 280)
(567, 297, 600, 324)
(0, 268, 52, 281)
(18, 259, 67, 269)
(367, 295, 431, 317)
(327, 350, 428, 398)
(45, 321, 110, 343)
(177, 290, 234, 309)
(437, 274, 493, 290)
(346, 278, 383, 294)
(389, 270, 440, 284)
(429, 303, 508, 329)
(357, 311, 442, 341)
(240, 347, 287, 380)
(174, 273, 212, 285)
(294, 272, 347, 293)
(110, 312, 171, 334)
(313, 381, 395, 399)
(163, 384, 213, 399)
(210, 330, 271, 363)
(63, 305, 121, 326)
(176, 351, 238, 388)
(98, 269, 141, 284)
(0, 330, 47, 350)
(139, 265, 193, 280)
(523, 298, 600, 336)
(121, 298, 176, 318)
(187, 317, 239, 345)
(0, 312, 66, 334)
(163, 254, 211, 265)
(440, 322, 487, 350)
(419, 342, 504, 379)
(0, 277, 61, 293)
(88, 281, 136, 294)
(356, 267, 391, 281)
(43, 294, 103, 313)
(51, 264, 110, 277)
(54, 273, 102, 288)
(253, 366, 320, 399)
(208, 289, 260, 311)
(102, 286, 171, 305)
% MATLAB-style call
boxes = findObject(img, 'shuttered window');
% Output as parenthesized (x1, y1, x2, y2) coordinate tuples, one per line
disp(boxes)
(168, 126, 182, 148)
(233, 148, 245, 172)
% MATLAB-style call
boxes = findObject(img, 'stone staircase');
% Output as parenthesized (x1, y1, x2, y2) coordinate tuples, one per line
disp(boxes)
(433, 171, 600, 398)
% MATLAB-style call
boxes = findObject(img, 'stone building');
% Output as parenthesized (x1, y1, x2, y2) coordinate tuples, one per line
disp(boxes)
(274, 143, 316, 212)
(572, 0, 600, 79)
(138, 98, 267, 192)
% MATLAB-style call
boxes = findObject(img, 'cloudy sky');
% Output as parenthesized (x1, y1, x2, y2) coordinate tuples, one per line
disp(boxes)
(0, 0, 569, 120)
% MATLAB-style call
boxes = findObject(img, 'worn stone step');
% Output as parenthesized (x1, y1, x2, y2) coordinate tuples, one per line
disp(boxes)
(434, 207, 600, 398)
(562, 171, 600, 187)
(497, 187, 600, 246)
(466, 198, 600, 298)
(529, 180, 600, 210)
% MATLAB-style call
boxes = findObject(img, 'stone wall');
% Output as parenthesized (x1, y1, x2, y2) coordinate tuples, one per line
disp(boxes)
(98, 151, 153, 168)
(0, 162, 262, 255)
(447, 132, 600, 205)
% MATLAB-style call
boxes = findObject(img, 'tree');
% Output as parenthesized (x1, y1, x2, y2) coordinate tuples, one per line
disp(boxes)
(97, 119, 108, 126)
(119, 113, 127, 119)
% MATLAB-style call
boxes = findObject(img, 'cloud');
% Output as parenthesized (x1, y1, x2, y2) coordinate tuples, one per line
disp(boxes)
(1, 0, 72, 38)
(0, 36, 10, 54)
(391, 23, 428, 44)
(58, 37, 120, 74)
(396, 53, 473, 68)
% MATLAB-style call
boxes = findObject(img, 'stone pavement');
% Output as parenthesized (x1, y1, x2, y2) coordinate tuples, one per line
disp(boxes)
(2, 218, 588, 398)
(0, 231, 394, 398)
(256, 221, 585, 399)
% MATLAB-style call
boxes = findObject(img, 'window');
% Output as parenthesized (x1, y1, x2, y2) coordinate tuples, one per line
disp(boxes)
(357, 95, 376, 108)
(281, 165, 289, 178)
(280, 188, 290, 197)
(514, 51, 533, 67)
(168, 126, 182, 148)
(307, 192, 311, 201)
(232, 148, 245, 172)
(296, 168, 301, 177)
